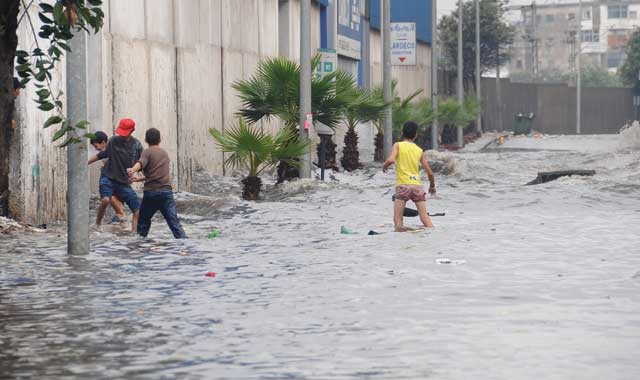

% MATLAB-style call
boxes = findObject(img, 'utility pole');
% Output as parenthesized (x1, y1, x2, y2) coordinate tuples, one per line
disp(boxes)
(431, 0, 439, 150)
(299, 0, 312, 178)
(383, 0, 393, 157)
(496, 44, 503, 132)
(576, 0, 582, 134)
(475, 0, 482, 135)
(66, 30, 90, 254)
(532, 1, 538, 80)
(457, 0, 464, 147)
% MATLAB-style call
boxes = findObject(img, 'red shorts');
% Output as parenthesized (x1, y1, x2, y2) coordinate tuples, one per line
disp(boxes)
(395, 185, 426, 203)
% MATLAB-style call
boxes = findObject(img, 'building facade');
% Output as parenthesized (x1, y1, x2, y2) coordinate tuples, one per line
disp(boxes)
(510, 0, 640, 78)
(9, 0, 434, 224)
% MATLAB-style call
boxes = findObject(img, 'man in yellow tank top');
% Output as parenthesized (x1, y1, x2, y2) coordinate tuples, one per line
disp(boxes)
(383, 122, 436, 231)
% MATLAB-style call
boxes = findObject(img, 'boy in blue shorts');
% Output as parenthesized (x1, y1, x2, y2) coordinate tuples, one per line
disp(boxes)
(90, 131, 126, 224)
(88, 119, 143, 232)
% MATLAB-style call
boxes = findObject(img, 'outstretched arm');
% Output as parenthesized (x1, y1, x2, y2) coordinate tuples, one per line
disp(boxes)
(421, 155, 436, 195)
(383, 143, 399, 173)
(88, 154, 100, 165)
(127, 162, 143, 178)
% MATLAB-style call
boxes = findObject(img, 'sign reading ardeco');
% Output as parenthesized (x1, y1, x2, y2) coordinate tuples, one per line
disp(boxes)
(391, 22, 416, 66)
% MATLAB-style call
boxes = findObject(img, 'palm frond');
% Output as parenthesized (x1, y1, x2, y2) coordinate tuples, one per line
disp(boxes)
(210, 119, 310, 178)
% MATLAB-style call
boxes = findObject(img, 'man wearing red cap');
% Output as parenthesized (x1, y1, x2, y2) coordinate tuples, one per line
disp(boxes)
(88, 118, 144, 232)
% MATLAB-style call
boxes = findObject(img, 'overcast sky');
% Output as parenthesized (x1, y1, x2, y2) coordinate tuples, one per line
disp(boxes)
(437, 0, 535, 19)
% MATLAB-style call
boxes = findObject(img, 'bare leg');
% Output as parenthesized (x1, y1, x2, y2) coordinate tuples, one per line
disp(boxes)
(415, 201, 434, 228)
(131, 209, 140, 233)
(110, 196, 126, 220)
(394, 199, 408, 232)
(96, 197, 110, 226)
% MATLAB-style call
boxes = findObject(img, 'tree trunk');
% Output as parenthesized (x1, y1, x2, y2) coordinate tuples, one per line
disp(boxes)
(374, 132, 384, 162)
(0, 0, 20, 216)
(242, 176, 262, 200)
(316, 135, 338, 171)
(341, 126, 360, 172)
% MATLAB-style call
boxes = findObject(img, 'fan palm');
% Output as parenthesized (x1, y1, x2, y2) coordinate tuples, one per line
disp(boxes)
(233, 56, 356, 181)
(341, 83, 387, 171)
(437, 97, 475, 145)
(412, 98, 436, 149)
(372, 81, 423, 161)
(209, 119, 310, 200)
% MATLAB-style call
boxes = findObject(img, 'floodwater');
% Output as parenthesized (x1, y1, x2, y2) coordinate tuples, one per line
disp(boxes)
(1, 132, 640, 380)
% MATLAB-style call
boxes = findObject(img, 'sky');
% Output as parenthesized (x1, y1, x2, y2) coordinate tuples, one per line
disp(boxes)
(438, 0, 537, 20)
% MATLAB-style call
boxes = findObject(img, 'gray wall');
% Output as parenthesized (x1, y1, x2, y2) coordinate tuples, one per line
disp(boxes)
(482, 78, 635, 134)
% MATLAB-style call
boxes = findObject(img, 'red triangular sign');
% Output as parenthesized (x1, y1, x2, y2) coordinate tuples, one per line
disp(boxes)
(399, 57, 406, 62)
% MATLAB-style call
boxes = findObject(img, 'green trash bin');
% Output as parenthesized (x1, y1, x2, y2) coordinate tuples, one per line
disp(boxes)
(513, 113, 535, 135)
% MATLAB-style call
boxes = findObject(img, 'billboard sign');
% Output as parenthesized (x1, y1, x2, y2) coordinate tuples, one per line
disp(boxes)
(338, 0, 362, 60)
(391, 22, 417, 66)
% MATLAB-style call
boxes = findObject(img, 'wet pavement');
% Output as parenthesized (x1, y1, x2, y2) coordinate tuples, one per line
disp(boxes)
(1, 133, 639, 379)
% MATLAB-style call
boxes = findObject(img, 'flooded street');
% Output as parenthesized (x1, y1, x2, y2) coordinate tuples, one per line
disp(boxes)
(1, 134, 639, 379)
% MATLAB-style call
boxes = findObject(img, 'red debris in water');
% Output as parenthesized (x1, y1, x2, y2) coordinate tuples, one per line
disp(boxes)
(205, 272, 216, 278)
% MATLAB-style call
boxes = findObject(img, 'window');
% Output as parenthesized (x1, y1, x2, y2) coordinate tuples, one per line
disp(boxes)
(608, 5, 628, 19)
(545, 14, 555, 23)
(567, 13, 576, 20)
(583, 9, 592, 20)
(581, 29, 600, 43)
(607, 50, 626, 68)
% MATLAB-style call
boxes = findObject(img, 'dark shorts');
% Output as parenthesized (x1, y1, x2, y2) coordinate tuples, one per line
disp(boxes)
(395, 185, 426, 203)
(99, 175, 141, 212)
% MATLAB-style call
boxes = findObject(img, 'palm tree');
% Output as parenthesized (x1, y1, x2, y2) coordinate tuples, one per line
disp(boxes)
(437, 97, 475, 145)
(412, 98, 436, 149)
(341, 84, 387, 171)
(372, 81, 422, 161)
(232, 57, 356, 181)
(209, 119, 310, 200)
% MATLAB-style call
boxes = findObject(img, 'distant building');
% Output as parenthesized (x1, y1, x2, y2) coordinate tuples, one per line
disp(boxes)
(510, 0, 640, 77)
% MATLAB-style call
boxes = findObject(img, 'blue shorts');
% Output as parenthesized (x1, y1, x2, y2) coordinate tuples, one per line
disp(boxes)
(99, 175, 141, 212)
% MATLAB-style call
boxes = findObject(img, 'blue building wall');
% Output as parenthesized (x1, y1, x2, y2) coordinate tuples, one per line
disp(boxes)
(369, 0, 432, 44)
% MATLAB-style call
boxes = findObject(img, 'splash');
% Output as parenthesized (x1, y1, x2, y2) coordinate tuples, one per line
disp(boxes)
(619, 121, 640, 151)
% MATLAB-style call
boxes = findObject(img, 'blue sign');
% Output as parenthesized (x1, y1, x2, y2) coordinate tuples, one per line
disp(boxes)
(337, 0, 361, 60)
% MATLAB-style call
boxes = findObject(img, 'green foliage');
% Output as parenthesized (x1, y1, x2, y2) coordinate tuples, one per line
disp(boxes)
(209, 119, 310, 178)
(412, 98, 435, 130)
(437, 97, 474, 129)
(15, 0, 104, 144)
(620, 29, 640, 87)
(233, 56, 357, 131)
(344, 85, 387, 130)
(512, 66, 625, 87)
(438, 0, 515, 86)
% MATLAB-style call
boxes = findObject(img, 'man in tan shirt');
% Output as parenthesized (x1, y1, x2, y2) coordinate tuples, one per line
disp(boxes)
(127, 128, 186, 239)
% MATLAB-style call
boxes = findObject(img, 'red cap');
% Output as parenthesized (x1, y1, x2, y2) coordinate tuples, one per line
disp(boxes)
(115, 118, 135, 137)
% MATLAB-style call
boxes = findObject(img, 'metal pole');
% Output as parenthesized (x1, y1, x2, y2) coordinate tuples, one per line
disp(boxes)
(532, 1, 538, 80)
(300, 0, 312, 178)
(383, 0, 393, 157)
(66, 31, 90, 254)
(431, 0, 439, 150)
(475, 0, 482, 135)
(576, 0, 582, 134)
(496, 44, 503, 132)
(457, 0, 464, 147)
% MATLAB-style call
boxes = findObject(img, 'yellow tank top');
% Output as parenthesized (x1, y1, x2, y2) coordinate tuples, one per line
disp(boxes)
(396, 141, 423, 186)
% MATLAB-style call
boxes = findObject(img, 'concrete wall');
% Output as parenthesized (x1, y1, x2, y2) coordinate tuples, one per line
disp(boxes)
(10, 2, 68, 224)
(104, 0, 280, 190)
